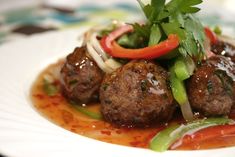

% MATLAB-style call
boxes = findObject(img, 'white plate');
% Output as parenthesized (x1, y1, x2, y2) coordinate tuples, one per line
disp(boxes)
(0, 27, 235, 157)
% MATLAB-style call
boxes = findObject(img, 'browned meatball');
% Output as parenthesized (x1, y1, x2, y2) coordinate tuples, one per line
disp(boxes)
(211, 38, 235, 62)
(100, 60, 175, 127)
(60, 46, 103, 104)
(187, 55, 235, 116)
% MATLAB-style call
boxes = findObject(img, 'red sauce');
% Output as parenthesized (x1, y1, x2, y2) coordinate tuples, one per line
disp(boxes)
(30, 60, 235, 150)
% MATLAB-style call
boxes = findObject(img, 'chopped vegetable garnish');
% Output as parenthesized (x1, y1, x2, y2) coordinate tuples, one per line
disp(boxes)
(171, 123, 235, 149)
(73, 105, 102, 120)
(169, 66, 194, 121)
(99, 0, 206, 60)
(110, 34, 179, 59)
(134, 0, 206, 59)
(150, 117, 233, 152)
(43, 79, 59, 96)
(213, 26, 222, 35)
(174, 57, 190, 81)
(148, 24, 161, 46)
(170, 73, 188, 106)
(70, 101, 102, 120)
(100, 25, 133, 53)
(85, 29, 123, 73)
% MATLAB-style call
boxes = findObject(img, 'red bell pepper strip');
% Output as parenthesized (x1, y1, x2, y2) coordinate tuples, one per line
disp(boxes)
(170, 124, 235, 149)
(150, 117, 231, 152)
(108, 34, 179, 59)
(204, 27, 218, 44)
(100, 25, 133, 53)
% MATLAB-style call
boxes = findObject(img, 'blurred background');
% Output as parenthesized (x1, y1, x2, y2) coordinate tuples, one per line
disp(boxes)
(0, 0, 235, 12)
(0, 0, 234, 44)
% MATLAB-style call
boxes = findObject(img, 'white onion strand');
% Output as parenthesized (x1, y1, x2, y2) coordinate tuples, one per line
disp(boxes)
(105, 58, 122, 70)
(90, 33, 109, 61)
(86, 42, 113, 73)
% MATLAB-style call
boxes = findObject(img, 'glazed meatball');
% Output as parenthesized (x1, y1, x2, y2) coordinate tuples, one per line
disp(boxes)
(60, 46, 103, 104)
(211, 37, 235, 62)
(187, 55, 235, 116)
(100, 60, 175, 127)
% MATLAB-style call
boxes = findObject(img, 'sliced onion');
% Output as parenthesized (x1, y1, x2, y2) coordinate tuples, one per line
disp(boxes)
(86, 42, 113, 73)
(90, 33, 109, 61)
(84, 22, 127, 73)
(105, 58, 122, 70)
(180, 100, 194, 122)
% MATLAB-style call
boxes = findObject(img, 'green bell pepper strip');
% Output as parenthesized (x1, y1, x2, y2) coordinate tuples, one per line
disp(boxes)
(213, 26, 222, 35)
(170, 72, 187, 105)
(43, 79, 59, 96)
(173, 56, 195, 81)
(174, 58, 190, 81)
(70, 101, 102, 120)
(169, 64, 194, 121)
(150, 117, 233, 152)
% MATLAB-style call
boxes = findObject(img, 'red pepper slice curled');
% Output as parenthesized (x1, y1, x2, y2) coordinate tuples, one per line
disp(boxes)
(109, 34, 179, 59)
(100, 25, 133, 53)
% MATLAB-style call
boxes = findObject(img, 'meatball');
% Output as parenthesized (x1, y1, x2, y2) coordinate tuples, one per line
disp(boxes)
(211, 37, 235, 62)
(187, 55, 235, 116)
(60, 46, 103, 104)
(100, 60, 175, 127)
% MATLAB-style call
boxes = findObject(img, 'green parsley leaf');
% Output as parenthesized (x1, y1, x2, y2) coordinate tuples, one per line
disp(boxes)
(166, 0, 202, 14)
(132, 23, 150, 40)
(180, 0, 203, 13)
(148, 24, 162, 46)
(117, 33, 146, 48)
(137, 1, 155, 22)
(184, 15, 206, 53)
(143, 4, 154, 20)
(150, 0, 166, 22)
(134, 0, 205, 60)
(180, 31, 198, 57)
(137, 0, 166, 22)
(161, 21, 186, 40)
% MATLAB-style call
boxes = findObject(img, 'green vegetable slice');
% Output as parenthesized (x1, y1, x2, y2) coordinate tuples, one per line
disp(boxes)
(150, 117, 233, 152)
(214, 26, 222, 35)
(174, 58, 190, 80)
(43, 79, 59, 96)
(170, 66, 188, 105)
(70, 101, 102, 120)
(169, 65, 194, 121)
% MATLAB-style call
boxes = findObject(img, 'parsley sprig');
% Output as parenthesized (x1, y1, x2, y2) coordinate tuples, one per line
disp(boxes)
(134, 0, 206, 60)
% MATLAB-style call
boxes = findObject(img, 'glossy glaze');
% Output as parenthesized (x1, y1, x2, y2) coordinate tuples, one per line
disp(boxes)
(31, 60, 235, 150)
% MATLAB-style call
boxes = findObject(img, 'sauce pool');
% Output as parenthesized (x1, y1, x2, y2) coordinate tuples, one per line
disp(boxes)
(30, 60, 235, 150)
